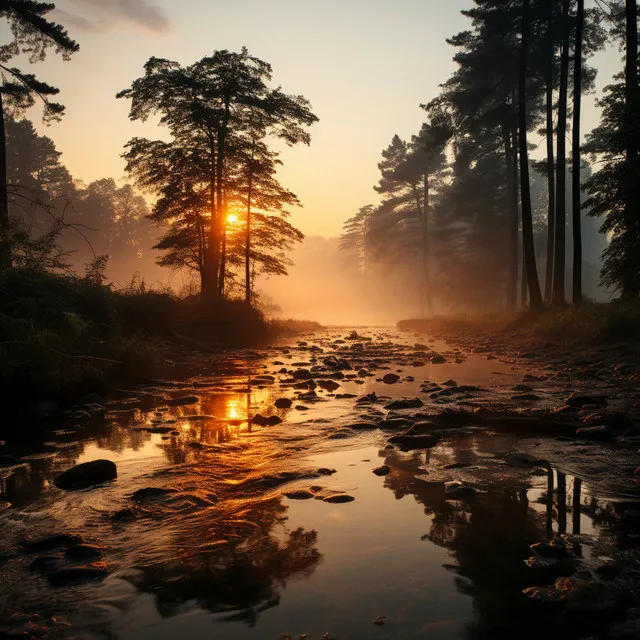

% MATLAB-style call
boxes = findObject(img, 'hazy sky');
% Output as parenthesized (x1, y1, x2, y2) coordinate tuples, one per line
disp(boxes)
(3, 0, 626, 237)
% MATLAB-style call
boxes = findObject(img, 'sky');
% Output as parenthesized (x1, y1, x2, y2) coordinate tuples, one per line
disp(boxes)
(1, 0, 627, 238)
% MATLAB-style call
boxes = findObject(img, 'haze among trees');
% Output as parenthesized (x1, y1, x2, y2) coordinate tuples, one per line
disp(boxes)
(341, 0, 638, 315)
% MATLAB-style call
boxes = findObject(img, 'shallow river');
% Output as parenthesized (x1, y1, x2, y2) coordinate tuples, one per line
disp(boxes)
(1, 328, 639, 640)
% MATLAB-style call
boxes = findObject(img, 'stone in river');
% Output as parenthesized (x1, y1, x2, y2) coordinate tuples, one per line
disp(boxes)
(284, 489, 315, 500)
(445, 482, 476, 500)
(382, 373, 400, 384)
(53, 460, 117, 491)
(22, 534, 83, 552)
(388, 433, 439, 451)
(384, 398, 424, 410)
(293, 369, 313, 380)
(65, 544, 106, 560)
(323, 494, 355, 504)
(443, 462, 471, 470)
(379, 417, 413, 429)
(295, 405, 309, 411)
(251, 414, 271, 426)
(266, 415, 283, 426)
(565, 392, 608, 408)
(576, 425, 614, 441)
(504, 452, 539, 467)
(275, 398, 293, 409)
(349, 422, 379, 430)
(318, 380, 341, 392)
(47, 562, 108, 586)
(317, 468, 337, 475)
(373, 465, 391, 476)
(430, 355, 446, 364)
(131, 487, 178, 501)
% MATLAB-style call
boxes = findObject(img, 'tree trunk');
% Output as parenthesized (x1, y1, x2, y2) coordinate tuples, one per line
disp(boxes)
(504, 126, 519, 311)
(0, 91, 11, 270)
(201, 132, 217, 302)
(572, 0, 584, 305)
(218, 229, 226, 297)
(245, 143, 255, 305)
(422, 172, 432, 315)
(552, 0, 571, 306)
(518, 0, 543, 313)
(624, 0, 639, 297)
(544, 0, 556, 303)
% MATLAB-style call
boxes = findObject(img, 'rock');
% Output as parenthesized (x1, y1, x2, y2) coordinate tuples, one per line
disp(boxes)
(565, 392, 608, 408)
(53, 459, 117, 491)
(295, 405, 309, 411)
(524, 555, 561, 569)
(47, 562, 108, 586)
(382, 373, 400, 384)
(443, 462, 471, 470)
(384, 398, 424, 410)
(349, 422, 379, 430)
(64, 544, 106, 560)
(445, 483, 476, 500)
(405, 421, 441, 434)
(504, 452, 539, 467)
(284, 489, 315, 500)
(576, 425, 614, 441)
(318, 380, 340, 392)
(373, 465, 391, 476)
(357, 368, 369, 377)
(166, 396, 199, 407)
(509, 393, 541, 401)
(251, 414, 271, 426)
(317, 468, 337, 475)
(412, 361, 426, 367)
(323, 494, 355, 504)
(443, 380, 457, 387)
(523, 577, 618, 613)
(274, 398, 293, 409)
(22, 534, 83, 553)
(388, 433, 439, 451)
(530, 539, 574, 558)
(293, 369, 312, 380)
(29, 555, 63, 572)
(379, 417, 414, 429)
(131, 487, 177, 501)
(430, 355, 446, 364)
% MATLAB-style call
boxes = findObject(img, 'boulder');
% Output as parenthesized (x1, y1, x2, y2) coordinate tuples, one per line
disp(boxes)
(274, 398, 293, 409)
(384, 398, 424, 410)
(53, 459, 117, 491)
(565, 392, 608, 408)
(373, 465, 391, 476)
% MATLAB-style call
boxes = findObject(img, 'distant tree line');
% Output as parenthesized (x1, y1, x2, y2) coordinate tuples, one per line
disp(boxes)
(341, 0, 637, 314)
(0, 2, 317, 306)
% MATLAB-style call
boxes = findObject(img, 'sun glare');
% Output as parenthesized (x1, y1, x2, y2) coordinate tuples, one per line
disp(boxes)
(227, 213, 239, 225)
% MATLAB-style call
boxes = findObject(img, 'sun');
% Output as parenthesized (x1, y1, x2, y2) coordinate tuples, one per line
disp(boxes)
(227, 213, 239, 225)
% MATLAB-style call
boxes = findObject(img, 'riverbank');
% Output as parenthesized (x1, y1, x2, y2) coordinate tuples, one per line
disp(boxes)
(0, 268, 268, 408)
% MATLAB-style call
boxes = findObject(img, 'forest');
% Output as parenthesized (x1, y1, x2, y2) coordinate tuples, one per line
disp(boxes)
(340, 0, 639, 318)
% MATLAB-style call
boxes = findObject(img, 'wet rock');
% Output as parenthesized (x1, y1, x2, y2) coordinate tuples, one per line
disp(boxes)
(412, 361, 426, 367)
(524, 555, 561, 569)
(22, 534, 83, 553)
(443, 379, 457, 387)
(295, 405, 309, 411)
(504, 452, 539, 467)
(445, 482, 476, 500)
(166, 395, 199, 407)
(357, 368, 369, 377)
(284, 489, 315, 500)
(388, 433, 439, 451)
(443, 462, 471, 470)
(372, 616, 386, 626)
(384, 398, 424, 410)
(323, 494, 355, 504)
(131, 487, 178, 501)
(65, 544, 106, 560)
(349, 422, 379, 430)
(29, 555, 63, 573)
(523, 577, 618, 613)
(530, 538, 575, 558)
(356, 392, 379, 403)
(293, 369, 313, 380)
(576, 425, 614, 441)
(379, 417, 414, 429)
(317, 468, 337, 475)
(275, 398, 293, 409)
(54, 459, 117, 490)
(565, 392, 608, 408)
(406, 421, 442, 434)
(47, 562, 108, 586)
(509, 393, 541, 401)
(318, 380, 340, 392)
(251, 414, 282, 427)
(373, 465, 391, 476)
(430, 355, 446, 364)
(382, 373, 400, 384)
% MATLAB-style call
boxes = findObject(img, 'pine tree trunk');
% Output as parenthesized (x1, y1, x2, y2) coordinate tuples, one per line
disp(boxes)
(518, 0, 543, 312)
(552, 0, 571, 306)
(245, 144, 255, 305)
(572, 0, 584, 305)
(0, 91, 11, 270)
(624, 0, 639, 298)
(504, 126, 519, 311)
(422, 172, 432, 315)
(544, 0, 556, 303)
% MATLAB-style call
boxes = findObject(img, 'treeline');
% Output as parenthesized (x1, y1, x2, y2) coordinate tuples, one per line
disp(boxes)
(341, 0, 637, 314)
(0, 3, 316, 305)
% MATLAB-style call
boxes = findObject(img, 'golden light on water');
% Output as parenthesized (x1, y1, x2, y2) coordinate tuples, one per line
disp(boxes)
(226, 399, 240, 420)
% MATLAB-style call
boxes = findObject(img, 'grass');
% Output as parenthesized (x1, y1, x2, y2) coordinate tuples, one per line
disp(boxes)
(0, 267, 267, 404)
(520, 300, 640, 344)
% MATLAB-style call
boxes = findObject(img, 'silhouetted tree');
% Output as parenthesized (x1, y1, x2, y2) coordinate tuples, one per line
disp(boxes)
(0, 0, 78, 269)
